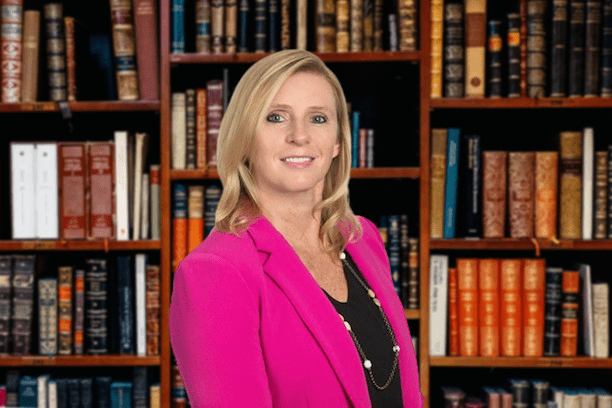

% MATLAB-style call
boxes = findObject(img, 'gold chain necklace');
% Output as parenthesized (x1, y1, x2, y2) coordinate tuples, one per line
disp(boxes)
(338, 252, 400, 390)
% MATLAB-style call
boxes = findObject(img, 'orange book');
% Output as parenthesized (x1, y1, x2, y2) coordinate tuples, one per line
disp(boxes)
(173, 184, 188, 272)
(560, 270, 580, 357)
(448, 266, 459, 356)
(478, 259, 500, 357)
(522, 258, 546, 357)
(188, 185, 204, 253)
(196, 88, 208, 169)
(500, 259, 522, 356)
(457, 259, 479, 356)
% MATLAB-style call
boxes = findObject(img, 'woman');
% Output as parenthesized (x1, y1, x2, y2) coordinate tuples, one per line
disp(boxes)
(169, 49, 423, 408)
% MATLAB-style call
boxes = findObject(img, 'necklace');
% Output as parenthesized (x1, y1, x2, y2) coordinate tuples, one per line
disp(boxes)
(338, 251, 400, 390)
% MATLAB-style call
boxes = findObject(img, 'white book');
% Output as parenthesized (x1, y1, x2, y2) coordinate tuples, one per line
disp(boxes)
(429, 254, 448, 356)
(141, 173, 150, 239)
(37, 374, 49, 408)
(150, 164, 160, 240)
(172, 92, 186, 170)
(133, 132, 149, 240)
(550, 387, 564, 408)
(47, 380, 57, 408)
(563, 390, 580, 408)
(582, 127, 594, 239)
(135, 253, 147, 356)
(11, 142, 37, 239)
(580, 389, 597, 408)
(578, 263, 595, 356)
(35, 142, 58, 239)
(594, 389, 612, 408)
(592, 282, 609, 358)
(114, 131, 129, 240)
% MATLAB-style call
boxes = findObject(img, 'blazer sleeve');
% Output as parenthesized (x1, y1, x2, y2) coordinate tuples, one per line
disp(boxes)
(169, 252, 273, 407)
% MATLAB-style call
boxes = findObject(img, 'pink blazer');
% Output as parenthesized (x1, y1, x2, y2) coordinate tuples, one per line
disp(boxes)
(169, 215, 424, 408)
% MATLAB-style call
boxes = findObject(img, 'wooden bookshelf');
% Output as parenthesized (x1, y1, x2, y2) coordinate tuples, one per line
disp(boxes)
(430, 239, 612, 251)
(0, 355, 160, 367)
(430, 97, 612, 109)
(430, 357, 612, 369)
(0, 240, 160, 252)
(0, 101, 160, 113)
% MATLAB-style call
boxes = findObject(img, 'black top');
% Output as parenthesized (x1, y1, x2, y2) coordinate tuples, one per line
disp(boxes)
(322, 252, 403, 408)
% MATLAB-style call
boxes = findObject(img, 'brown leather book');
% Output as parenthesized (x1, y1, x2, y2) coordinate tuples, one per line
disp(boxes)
(316, 0, 336, 52)
(212, 0, 224, 53)
(134, 0, 160, 99)
(523, 258, 546, 357)
(363, 0, 373, 51)
(594, 151, 608, 239)
(59, 143, 89, 239)
(559, 131, 583, 239)
(196, 88, 208, 170)
(188, 185, 204, 253)
(206, 79, 223, 169)
(479, 258, 500, 357)
(508, 152, 535, 238)
(519, 0, 528, 97)
(500, 259, 522, 356)
(430, 0, 443, 98)
(88, 142, 115, 239)
(109, 0, 140, 100)
(535, 152, 559, 238)
(21, 10, 40, 103)
(560, 270, 579, 356)
(464, 0, 487, 97)
(336, 0, 349, 52)
(350, 0, 363, 51)
(44, 3, 67, 102)
(1, 0, 23, 102)
(448, 266, 459, 356)
(58, 266, 73, 355)
(146, 264, 161, 356)
(224, 0, 237, 53)
(196, 0, 211, 53)
(373, 0, 383, 50)
(457, 258, 479, 356)
(64, 17, 77, 101)
(398, 0, 417, 51)
(430, 129, 447, 239)
(483, 151, 508, 238)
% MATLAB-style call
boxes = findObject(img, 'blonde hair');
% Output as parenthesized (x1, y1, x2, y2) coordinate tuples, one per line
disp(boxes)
(215, 49, 362, 254)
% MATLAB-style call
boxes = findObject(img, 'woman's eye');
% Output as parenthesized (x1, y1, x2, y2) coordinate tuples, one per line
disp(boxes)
(313, 115, 327, 123)
(267, 113, 283, 122)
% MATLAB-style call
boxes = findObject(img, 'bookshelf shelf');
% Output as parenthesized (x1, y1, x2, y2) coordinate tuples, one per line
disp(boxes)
(429, 239, 612, 251)
(0, 101, 160, 113)
(169, 167, 420, 181)
(170, 51, 421, 65)
(404, 309, 420, 320)
(430, 97, 612, 109)
(0, 240, 161, 251)
(0, 355, 161, 367)
(429, 356, 612, 369)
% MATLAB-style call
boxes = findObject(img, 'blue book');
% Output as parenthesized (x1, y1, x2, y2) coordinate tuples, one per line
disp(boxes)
(117, 256, 134, 354)
(443, 128, 460, 238)
(255, 0, 267, 52)
(269, 0, 278, 51)
(205, 184, 222, 237)
(110, 382, 132, 408)
(56, 378, 68, 408)
(238, 0, 250, 52)
(351, 112, 360, 168)
(68, 378, 80, 408)
(171, 0, 185, 53)
(89, 34, 117, 101)
(18, 376, 37, 408)
(173, 183, 188, 219)
(132, 367, 148, 408)
(95, 377, 112, 408)
(387, 215, 401, 296)
(80, 378, 93, 408)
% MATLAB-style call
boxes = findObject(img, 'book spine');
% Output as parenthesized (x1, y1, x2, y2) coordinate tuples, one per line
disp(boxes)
(560, 270, 580, 356)
(583, 128, 594, 239)
(465, 0, 487, 97)
(133, 367, 148, 408)
(388, 215, 401, 296)
(543, 267, 563, 356)
(196, 0, 212, 53)
(135, 254, 147, 356)
(523, 259, 546, 357)
(109, 0, 140, 100)
(88, 143, 115, 239)
(488, 20, 503, 98)
(483, 151, 508, 238)
(296, 0, 306, 50)
(79, 378, 92, 408)
(527, 0, 547, 97)
(150, 165, 161, 240)
(430, 0, 443, 98)
(171, 0, 185, 53)
(0, 256, 12, 354)
(185, 89, 197, 169)
(448, 266, 459, 356)
(584, 0, 603, 96)
(172, 92, 186, 170)
(74, 268, 84, 354)
(509, 152, 535, 238)
(35, 142, 59, 239)
(196, 89, 208, 169)
(269, 0, 278, 51)
(358, 129, 367, 168)
(1, 0, 23, 103)
(281, 0, 290, 50)
(336, 0, 349, 52)
(18, 376, 37, 407)
(206, 80, 223, 168)
(254, 0, 266, 52)
(398, 0, 416, 51)
(141, 174, 150, 240)
(118, 256, 134, 354)
(133, 0, 160, 99)
(465, 135, 481, 237)
(479, 259, 500, 357)
(551, 0, 569, 97)
(444, 3, 464, 98)
(114, 131, 129, 240)
(12, 255, 35, 355)
(64, 16, 76, 101)
(43, 3, 67, 101)
(11, 143, 36, 239)
(225, 0, 237, 53)
(188, 185, 205, 252)
(507, 13, 521, 97)
(204, 184, 222, 237)
(520, 0, 528, 97)
(38, 278, 58, 355)
(350, 0, 362, 51)
(58, 266, 73, 355)
(457, 258, 479, 356)
(173, 183, 188, 271)
(316, 0, 335, 52)
(595, 151, 608, 238)
(146, 265, 160, 356)
(608, 145, 612, 238)
(443, 129, 460, 238)
(592, 282, 609, 357)
(559, 131, 583, 239)
(373, 0, 383, 51)
(85, 259, 108, 354)
(500, 259, 522, 356)
(535, 152, 559, 238)
(21, 10, 39, 103)
(407, 238, 419, 310)
(429, 255, 448, 356)
(366, 129, 374, 168)
(351, 111, 360, 168)
(601, 0, 612, 95)
(569, 0, 586, 96)
(59, 143, 88, 240)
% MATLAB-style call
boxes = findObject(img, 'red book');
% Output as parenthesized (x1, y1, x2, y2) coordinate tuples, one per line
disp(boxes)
(478, 258, 500, 357)
(522, 258, 546, 357)
(448, 266, 459, 356)
(196, 88, 208, 169)
(457, 258, 479, 356)
(206, 79, 223, 169)
(88, 142, 115, 239)
(133, 0, 160, 100)
(560, 270, 580, 356)
(500, 259, 522, 356)
(359, 128, 367, 168)
(482, 152, 508, 238)
(58, 143, 88, 239)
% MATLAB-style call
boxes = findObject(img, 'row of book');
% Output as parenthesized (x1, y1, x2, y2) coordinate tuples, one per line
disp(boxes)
(441, 381, 612, 408)
(11, 131, 160, 241)
(0, 254, 160, 357)
(430, 127, 612, 240)
(349, 107, 376, 168)
(0, 368, 159, 408)
(0, 1, 159, 103)
(171, 0, 417, 54)
(431, 0, 612, 99)
(429, 255, 610, 358)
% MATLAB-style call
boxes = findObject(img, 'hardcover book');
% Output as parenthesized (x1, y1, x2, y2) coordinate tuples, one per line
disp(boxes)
(523, 259, 546, 357)
(185, 89, 197, 169)
(560, 270, 580, 356)
(500, 259, 522, 356)
(430, 129, 447, 238)
(35, 142, 59, 239)
(58, 143, 88, 239)
(58, 266, 73, 355)
(464, 0, 487, 97)
(535, 152, 558, 238)
(448, 266, 459, 356)
(38, 278, 58, 355)
(569, 0, 586, 96)
(594, 151, 608, 239)
(89, 142, 115, 239)
(478, 259, 500, 357)
(443, 129, 460, 238)
(43, 3, 67, 101)
(551, 0, 568, 97)
(483, 152, 508, 238)
(85, 258, 108, 354)
(584, 0, 602, 96)
(21, 9, 39, 102)
(1, 0, 23, 102)
(591, 282, 609, 357)
(543, 267, 563, 356)
(109, 0, 140, 100)
(457, 258, 479, 356)
(559, 131, 583, 239)
(508, 152, 535, 238)
(444, 3, 464, 98)
(0, 256, 12, 354)
(429, 254, 448, 356)
(12, 254, 36, 355)
(133, 0, 160, 99)
(526, 0, 547, 97)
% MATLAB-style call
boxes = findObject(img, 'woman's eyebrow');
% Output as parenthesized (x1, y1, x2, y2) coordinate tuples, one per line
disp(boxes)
(268, 103, 334, 114)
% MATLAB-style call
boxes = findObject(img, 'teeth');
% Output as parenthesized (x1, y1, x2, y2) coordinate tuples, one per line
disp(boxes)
(284, 157, 312, 163)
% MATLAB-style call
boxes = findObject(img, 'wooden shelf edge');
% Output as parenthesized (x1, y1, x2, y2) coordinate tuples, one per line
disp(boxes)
(170, 51, 420, 64)
(430, 356, 612, 368)
(430, 97, 612, 109)
(430, 238, 612, 250)
(170, 167, 420, 180)
(0, 355, 161, 367)
(0, 240, 161, 251)
(0, 101, 160, 113)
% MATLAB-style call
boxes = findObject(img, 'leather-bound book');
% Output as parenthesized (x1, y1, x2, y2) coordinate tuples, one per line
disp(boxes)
(601, 0, 612, 96)
(430, 0, 443, 98)
(0, 256, 11, 354)
(483, 151, 508, 238)
(594, 151, 608, 239)
(225, 0, 237, 53)
(44, 3, 67, 101)
(21, 10, 39, 103)
(85, 258, 108, 354)
(316, 0, 336, 52)
(543, 267, 563, 356)
(373, 0, 383, 50)
(38, 278, 58, 355)
(509, 152, 535, 238)
(591, 282, 609, 357)
(465, 0, 487, 97)
(457, 258, 479, 356)
(526, 0, 547, 98)
(479, 259, 500, 357)
(430, 129, 447, 238)
(407, 238, 419, 310)
(206, 79, 223, 169)
(336, 0, 349, 52)
(173, 183, 188, 272)
(444, 3, 464, 98)
(560, 270, 580, 356)
(59, 143, 89, 240)
(212, 0, 225, 53)
(569, 0, 586, 96)
(188, 185, 204, 252)
(398, 0, 416, 51)
(350, 0, 362, 51)
(500, 259, 522, 356)
(507, 13, 521, 97)
(73, 268, 85, 354)
(134, 0, 160, 99)
(608, 145, 612, 238)
(363, 0, 373, 51)
(64, 17, 77, 101)
(520, 0, 528, 97)
(523, 259, 546, 357)
(551, 0, 569, 97)
(488, 20, 503, 98)
(2, 0, 23, 102)
(535, 152, 558, 238)
(88, 142, 115, 240)
(58, 266, 73, 355)
(146, 264, 160, 356)
(448, 266, 459, 356)
(11, 255, 35, 356)
(185, 89, 197, 169)
(281, 0, 290, 50)
(196, 0, 211, 53)
(109, 0, 140, 100)
(584, 0, 602, 96)
(464, 134, 482, 238)
(559, 131, 583, 239)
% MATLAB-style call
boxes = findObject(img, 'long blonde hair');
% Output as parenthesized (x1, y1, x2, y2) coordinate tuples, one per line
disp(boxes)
(215, 49, 362, 254)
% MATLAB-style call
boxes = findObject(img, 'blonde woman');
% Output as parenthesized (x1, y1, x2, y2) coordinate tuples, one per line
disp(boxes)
(169, 49, 423, 408)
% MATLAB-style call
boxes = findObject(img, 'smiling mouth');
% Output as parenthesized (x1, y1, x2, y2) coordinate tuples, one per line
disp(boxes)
(282, 157, 314, 163)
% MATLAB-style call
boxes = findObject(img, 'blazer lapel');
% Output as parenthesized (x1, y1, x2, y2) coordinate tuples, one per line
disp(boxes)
(247, 217, 371, 408)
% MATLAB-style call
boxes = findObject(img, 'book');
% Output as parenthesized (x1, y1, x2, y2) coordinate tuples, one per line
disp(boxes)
(443, 128, 460, 238)
(11, 142, 36, 239)
(535, 152, 558, 238)
(594, 151, 608, 238)
(89, 142, 115, 239)
(559, 131, 583, 239)
(487, 20, 503, 98)
(58, 143, 88, 239)
(500, 259, 522, 356)
(508, 152, 535, 238)
(12, 255, 36, 355)
(44, 3, 67, 101)
(133, 367, 148, 408)
(110, 382, 132, 407)
(463, 135, 481, 238)
(578, 263, 594, 356)
(117, 255, 135, 354)
(21, 9, 39, 102)
(110, 0, 140, 100)
(591, 282, 609, 357)
(141, 173, 150, 239)
(0, 256, 12, 354)
(457, 258, 478, 356)
(58, 266, 73, 355)
(478, 259, 500, 357)
(206, 79, 223, 168)
(407, 237, 419, 310)
(18, 376, 37, 408)
(185, 89, 197, 169)
(85, 258, 108, 354)
(583, 128, 594, 239)
(133, 132, 150, 240)
(38, 278, 58, 355)
(36, 142, 59, 239)
(430, 0, 443, 98)
(602, 0, 612, 96)
(483, 152, 508, 238)
(171, 0, 185, 53)
(522, 259, 545, 357)
(543, 267, 563, 356)
(507, 13, 521, 97)
(430, 129, 447, 238)
(188, 185, 204, 252)
(204, 183, 221, 237)
(560, 270, 580, 356)
(569, 0, 586, 96)
(1, 0, 23, 102)
(135, 253, 147, 356)
(172, 92, 186, 170)
(526, 0, 547, 97)
(551, 0, 569, 97)
(37, 375, 49, 408)
(173, 183, 188, 271)
(134, 0, 160, 100)
(74, 268, 85, 354)
(429, 254, 448, 356)
(584, 0, 603, 96)
(464, 0, 487, 97)
(115, 131, 130, 240)
(89, 34, 117, 100)
(448, 266, 459, 356)
(146, 264, 161, 356)
(444, 3, 464, 98)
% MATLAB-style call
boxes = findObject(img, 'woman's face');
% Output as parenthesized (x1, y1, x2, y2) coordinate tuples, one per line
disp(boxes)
(251, 71, 340, 202)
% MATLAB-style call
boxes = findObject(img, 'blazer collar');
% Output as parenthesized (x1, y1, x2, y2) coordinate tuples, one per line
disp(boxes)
(247, 216, 408, 407)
